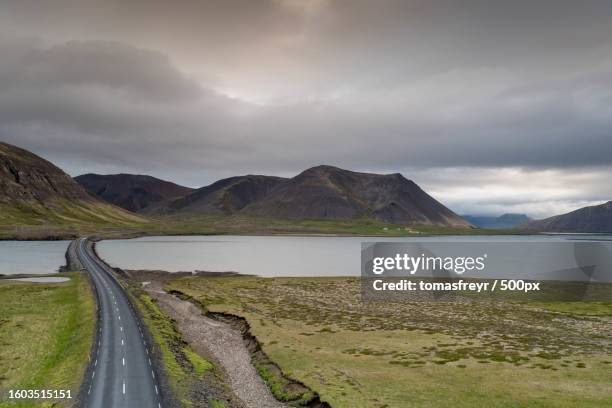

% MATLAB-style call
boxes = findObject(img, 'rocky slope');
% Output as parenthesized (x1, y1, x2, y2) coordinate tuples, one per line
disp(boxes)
(145, 175, 286, 215)
(522, 201, 612, 232)
(152, 165, 470, 227)
(0, 141, 145, 229)
(244, 166, 470, 227)
(75, 173, 193, 212)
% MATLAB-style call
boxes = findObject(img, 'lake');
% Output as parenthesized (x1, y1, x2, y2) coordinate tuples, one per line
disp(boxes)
(0, 240, 70, 275)
(96, 235, 612, 279)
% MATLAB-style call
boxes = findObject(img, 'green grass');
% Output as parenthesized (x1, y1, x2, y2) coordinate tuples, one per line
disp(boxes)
(167, 276, 612, 408)
(182, 347, 213, 376)
(209, 400, 226, 408)
(132, 292, 191, 397)
(0, 272, 95, 408)
(529, 301, 612, 316)
(131, 291, 219, 407)
(0, 199, 150, 240)
(134, 213, 525, 238)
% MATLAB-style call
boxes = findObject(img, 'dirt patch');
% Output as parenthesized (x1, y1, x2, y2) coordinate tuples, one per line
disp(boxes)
(145, 279, 288, 408)
(201, 309, 331, 408)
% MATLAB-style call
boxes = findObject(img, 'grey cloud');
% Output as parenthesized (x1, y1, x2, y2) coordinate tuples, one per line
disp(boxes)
(0, 40, 201, 101)
(0, 1, 611, 216)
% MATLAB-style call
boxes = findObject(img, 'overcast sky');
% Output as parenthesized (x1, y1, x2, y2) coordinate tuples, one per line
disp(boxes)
(1, 0, 611, 218)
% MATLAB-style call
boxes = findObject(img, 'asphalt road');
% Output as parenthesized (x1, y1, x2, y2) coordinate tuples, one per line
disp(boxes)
(76, 238, 162, 408)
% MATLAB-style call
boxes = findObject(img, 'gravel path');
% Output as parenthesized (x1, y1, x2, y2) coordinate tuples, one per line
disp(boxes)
(146, 284, 287, 408)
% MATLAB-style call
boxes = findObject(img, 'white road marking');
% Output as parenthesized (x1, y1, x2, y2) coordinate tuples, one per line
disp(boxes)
(148, 358, 151, 365)
(92, 371, 95, 379)
(118, 315, 121, 321)
(122, 339, 124, 346)
(151, 370, 155, 379)
(95, 359, 97, 366)
(158, 403, 162, 408)
(122, 357, 125, 366)
(155, 385, 158, 394)
(122, 380, 126, 395)
(120, 326, 123, 332)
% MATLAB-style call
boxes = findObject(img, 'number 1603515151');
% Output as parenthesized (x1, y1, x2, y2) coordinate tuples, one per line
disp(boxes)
(8, 389, 72, 399)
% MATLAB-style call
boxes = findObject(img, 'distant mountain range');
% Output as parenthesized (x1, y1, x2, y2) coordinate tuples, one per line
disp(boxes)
(5, 140, 611, 233)
(462, 213, 532, 229)
(0, 141, 470, 228)
(0, 141, 144, 229)
(522, 201, 612, 232)
(75, 173, 193, 212)
(146, 165, 472, 227)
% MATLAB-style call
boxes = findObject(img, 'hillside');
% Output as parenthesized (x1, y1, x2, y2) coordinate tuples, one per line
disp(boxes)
(145, 175, 287, 215)
(463, 213, 531, 229)
(522, 201, 612, 232)
(152, 165, 471, 228)
(0, 141, 146, 237)
(75, 173, 193, 212)
(244, 166, 470, 227)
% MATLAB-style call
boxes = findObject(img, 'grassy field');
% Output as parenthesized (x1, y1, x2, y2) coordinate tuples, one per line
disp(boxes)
(167, 276, 612, 408)
(0, 272, 95, 408)
(0, 211, 524, 241)
(129, 213, 523, 238)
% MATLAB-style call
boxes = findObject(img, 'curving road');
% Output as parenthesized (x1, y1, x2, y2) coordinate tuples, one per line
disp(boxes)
(76, 238, 162, 408)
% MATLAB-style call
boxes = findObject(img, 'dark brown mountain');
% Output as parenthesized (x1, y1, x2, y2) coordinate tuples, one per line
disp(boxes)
(0, 141, 144, 227)
(151, 165, 471, 227)
(243, 166, 471, 227)
(146, 175, 287, 215)
(75, 173, 193, 212)
(521, 201, 612, 232)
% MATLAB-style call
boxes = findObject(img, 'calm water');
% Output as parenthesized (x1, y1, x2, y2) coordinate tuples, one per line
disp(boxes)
(97, 235, 612, 278)
(8, 277, 70, 283)
(0, 241, 69, 275)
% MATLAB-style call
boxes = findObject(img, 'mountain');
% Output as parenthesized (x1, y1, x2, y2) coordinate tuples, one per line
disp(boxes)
(521, 201, 612, 232)
(243, 166, 470, 227)
(462, 213, 532, 229)
(152, 165, 470, 227)
(75, 173, 193, 212)
(145, 175, 287, 215)
(0, 141, 145, 231)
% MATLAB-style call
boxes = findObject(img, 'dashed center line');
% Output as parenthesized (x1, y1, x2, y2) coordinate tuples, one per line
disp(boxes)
(79, 240, 161, 406)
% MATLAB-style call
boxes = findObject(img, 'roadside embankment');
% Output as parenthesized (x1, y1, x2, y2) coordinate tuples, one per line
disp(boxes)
(120, 270, 332, 407)
(146, 280, 289, 408)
